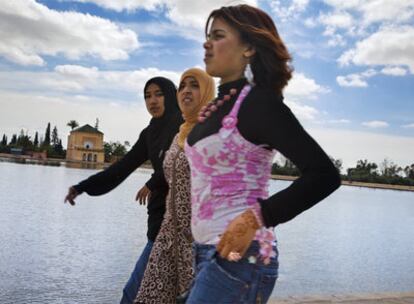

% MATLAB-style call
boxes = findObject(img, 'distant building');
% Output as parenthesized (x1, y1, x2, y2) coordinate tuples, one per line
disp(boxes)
(66, 124, 104, 163)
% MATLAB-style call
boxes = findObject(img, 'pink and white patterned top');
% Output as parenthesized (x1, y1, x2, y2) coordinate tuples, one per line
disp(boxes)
(185, 84, 277, 250)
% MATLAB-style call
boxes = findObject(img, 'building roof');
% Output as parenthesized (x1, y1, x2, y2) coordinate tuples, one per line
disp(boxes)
(71, 124, 103, 135)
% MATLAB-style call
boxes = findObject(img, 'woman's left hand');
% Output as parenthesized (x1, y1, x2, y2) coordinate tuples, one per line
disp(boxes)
(217, 209, 261, 261)
(135, 185, 152, 205)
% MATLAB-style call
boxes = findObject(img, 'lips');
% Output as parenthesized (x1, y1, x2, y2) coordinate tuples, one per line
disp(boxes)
(204, 53, 213, 62)
(150, 107, 159, 112)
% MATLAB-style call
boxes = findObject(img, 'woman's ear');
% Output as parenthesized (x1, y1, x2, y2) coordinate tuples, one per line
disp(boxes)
(243, 45, 256, 58)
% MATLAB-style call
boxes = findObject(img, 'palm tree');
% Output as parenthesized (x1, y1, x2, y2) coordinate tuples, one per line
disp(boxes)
(67, 120, 79, 130)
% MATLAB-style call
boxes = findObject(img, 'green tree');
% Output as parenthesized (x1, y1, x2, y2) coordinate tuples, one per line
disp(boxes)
(112, 142, 127, 156)
(103, 142, 112, 162)
(346, 159, 378, 182)
(51, 126, 59, 146)
(330, 156, 343, 173)
(53, 139, 64, 156)
(16, 129, 33, 150)
(404, 164, 414, 179)
(104, 141, 128, 162)
(1, 134, 7, 146)
(33, 132, 39, 148)
(67, 120, 79, 130)
(0, 134, 8, 153)
(271, 158, 300, 176)
(43, 122, 51, 146)
(10, 134, 17, 145)
(380, 158, 402, 178)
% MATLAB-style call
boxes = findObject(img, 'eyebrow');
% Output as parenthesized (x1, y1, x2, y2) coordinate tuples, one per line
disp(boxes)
(145, 89, 163, 95)
(208, 29, 226, 36)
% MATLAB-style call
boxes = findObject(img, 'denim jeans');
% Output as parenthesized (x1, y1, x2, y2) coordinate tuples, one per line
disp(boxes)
(120, 240, 154, 304)
(187, 241, 278, 304)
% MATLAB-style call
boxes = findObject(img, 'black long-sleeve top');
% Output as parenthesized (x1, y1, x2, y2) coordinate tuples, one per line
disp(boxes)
(73, 113, 183, 241)
(187, 78, 341, 228)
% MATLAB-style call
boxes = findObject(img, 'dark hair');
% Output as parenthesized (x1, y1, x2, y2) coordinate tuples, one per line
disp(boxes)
(144, 77, 179, 115)
(206, 4, 293, 94)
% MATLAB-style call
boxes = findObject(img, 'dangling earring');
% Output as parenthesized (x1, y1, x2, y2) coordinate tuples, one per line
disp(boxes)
(244, 63, 255, 85)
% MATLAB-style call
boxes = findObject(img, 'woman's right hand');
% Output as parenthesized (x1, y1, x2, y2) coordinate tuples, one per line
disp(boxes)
(135, 185, 152, 205)
(64, 186, 79, 206)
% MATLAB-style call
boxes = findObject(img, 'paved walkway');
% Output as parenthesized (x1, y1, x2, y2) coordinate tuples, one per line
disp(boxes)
(269, 292, 414, 304)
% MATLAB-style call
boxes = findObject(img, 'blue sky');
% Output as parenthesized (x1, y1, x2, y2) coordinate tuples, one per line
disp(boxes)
(0, 0, 413, 170)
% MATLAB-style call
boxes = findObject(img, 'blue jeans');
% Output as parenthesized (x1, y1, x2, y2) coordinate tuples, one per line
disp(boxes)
(187, 241, 278, 304)
(120, 240, 154, 304)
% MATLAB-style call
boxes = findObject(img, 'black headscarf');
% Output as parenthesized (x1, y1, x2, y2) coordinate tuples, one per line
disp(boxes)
(144, 77, 182, 161)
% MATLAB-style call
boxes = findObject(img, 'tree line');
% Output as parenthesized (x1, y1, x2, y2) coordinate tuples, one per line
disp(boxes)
(272, 157, 414, 186)
(1, 120, 130, 162)
(1, 122, 64, 158)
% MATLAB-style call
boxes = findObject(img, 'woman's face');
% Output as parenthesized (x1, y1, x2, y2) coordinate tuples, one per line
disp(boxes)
(177, 76, 201, 116)
(203, 17, 250, 84)
(144, 83, 165, 118)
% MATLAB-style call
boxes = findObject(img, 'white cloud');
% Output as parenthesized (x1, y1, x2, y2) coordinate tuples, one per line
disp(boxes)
(304, 17, 317, 28)
(122, 21, 204, 42)
(336, 68, 377, 88)
(0, 0, 139, 66)
(358, 0, 414, 25)
(285, 100, 319, 121)
(327, 34, 346, 47)
(319, 11, 354, 29)
(336, 73, 368, 87)
(0, 66, 182, 97)
(381, 66, 408, 76)
(75, 0, 257, 29)
(271, 0, 309, 22)
(280, 72, 329, 122)
(402, 123, 414, 128)
(362, 121, 389, 128)
(166, 0, 258, 29)
(361, 68, 377, 77)
(55, 65, 100, 79)
(338, 26, 414, 73)
(70, 0, 165, 12)
(323, 0, 414, 26)
(284, 72, 330, 101)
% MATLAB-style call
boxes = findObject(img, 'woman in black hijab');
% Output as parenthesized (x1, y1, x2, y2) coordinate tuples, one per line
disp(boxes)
(64, 77, 183, 304)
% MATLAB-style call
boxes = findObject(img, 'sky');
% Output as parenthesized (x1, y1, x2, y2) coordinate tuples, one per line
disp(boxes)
(0, 0, 413, 171)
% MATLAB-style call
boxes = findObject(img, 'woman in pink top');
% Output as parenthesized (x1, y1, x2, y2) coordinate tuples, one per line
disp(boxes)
(185, 4, 341, 303)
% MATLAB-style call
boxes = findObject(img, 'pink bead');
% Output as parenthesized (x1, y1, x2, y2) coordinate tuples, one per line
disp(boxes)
(229, 88, 237, 95)
(200, 106, 207, 111)
(223, 95, 231, 101)
(217, 99, 224, 106)
(198, 116, 206, 122)
(205, 111, 211, 117)
(210, 105, 218, 111)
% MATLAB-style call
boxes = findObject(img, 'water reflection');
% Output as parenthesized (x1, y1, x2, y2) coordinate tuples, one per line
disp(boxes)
(65, 161, 105, 170)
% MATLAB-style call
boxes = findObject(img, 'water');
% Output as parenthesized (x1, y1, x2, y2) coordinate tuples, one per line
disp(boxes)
(0, 162, 413, 303)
